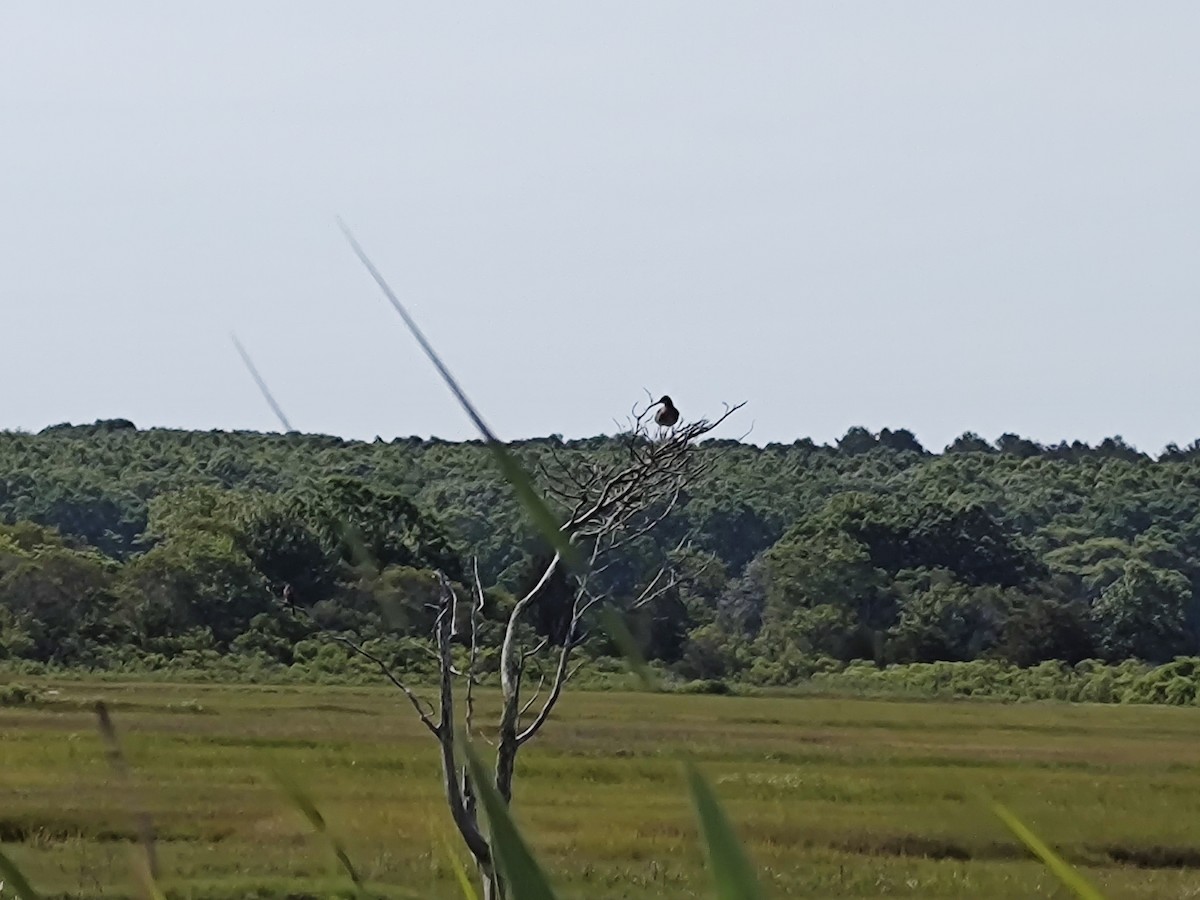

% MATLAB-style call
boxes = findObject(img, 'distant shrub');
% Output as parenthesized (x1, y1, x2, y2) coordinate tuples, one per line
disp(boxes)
(167, 699, 208, 714)
(0, 682, 43, 706)
(6, 652, 1200, 709)
(676, 678, 734, 695)
(1123, 658, 1200, 705)
(743, 652, 843, 686)
(795, 656, 1200, 707)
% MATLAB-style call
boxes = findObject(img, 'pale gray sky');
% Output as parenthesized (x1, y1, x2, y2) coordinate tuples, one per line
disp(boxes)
(3, 3, 1198, 452)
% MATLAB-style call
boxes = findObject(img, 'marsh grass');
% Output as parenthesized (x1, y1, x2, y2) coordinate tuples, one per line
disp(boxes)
(3, 680, 1200, 897)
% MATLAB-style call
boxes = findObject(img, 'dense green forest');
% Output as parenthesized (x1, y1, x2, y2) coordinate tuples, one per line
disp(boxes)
(5, 419, 1200, 691)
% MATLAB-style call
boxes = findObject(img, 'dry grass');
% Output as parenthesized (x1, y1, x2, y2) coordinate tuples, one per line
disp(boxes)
(3, 679, 1200, 898)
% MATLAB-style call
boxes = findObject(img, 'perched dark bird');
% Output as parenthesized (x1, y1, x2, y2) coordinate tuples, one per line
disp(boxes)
(652, 395, 680, 428)
(282, 583, 297, 607)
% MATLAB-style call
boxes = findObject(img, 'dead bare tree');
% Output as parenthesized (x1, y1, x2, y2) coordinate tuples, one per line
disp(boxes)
(323, 398, 743, 899)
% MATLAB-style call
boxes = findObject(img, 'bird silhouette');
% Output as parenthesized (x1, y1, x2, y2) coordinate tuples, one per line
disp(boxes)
(652, 395, 680, 428)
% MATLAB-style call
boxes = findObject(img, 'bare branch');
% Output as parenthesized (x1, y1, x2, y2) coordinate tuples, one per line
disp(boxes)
(518, 672, 547, 718)
(466, 557, 485, 739)
(283, 601, 439, 736)
(521, 638, 549, 662)
(630, 564, 682, 611)
(328, 633, 439, 735)
(432, 572, 493, 867)
(500, 552, 560, 703)
(516, 636, 576, 746)
(601, 480, 686, 554)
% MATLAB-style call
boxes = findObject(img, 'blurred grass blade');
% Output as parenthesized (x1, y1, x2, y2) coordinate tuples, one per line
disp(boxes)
(273, 770, 365, 894)
(461, 740, 558, 900)
(228, 338, 386, 594)
(598, 607, 658, 691)
(991, 801, 1104, 900)
(338, 219, 581, 571)
(684, 761, 764, 900)
(129, 848, 167, 900)
(95, 702, 160, 885)
(0, 846, 40, 900)
(231, 332, 294, 432)
(440, 833, 480, 900)
(491, 448, 582, 571)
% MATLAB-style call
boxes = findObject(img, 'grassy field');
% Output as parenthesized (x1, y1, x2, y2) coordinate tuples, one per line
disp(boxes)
(3, 680, 1200, 898)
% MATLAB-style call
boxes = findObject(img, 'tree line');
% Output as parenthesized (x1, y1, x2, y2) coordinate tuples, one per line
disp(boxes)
(5, 419, 1200, 681)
